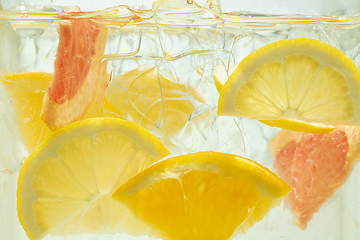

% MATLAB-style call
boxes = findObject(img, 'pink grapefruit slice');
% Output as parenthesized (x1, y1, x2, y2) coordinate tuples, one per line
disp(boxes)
(41, 6, 108, 131)
(270, 126, 360, 229)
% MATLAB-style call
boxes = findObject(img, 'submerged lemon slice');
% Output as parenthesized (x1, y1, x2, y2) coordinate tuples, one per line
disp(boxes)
(17, 118, 170, 240)
(1, 72, 53, 152)
(112, 151, 291, 240)
(217, 38, 360, 133)
(212, 58, 335, 134)
(106, 66, 196, 137)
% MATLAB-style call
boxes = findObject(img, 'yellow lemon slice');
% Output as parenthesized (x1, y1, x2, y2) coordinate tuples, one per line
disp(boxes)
(106, 66, 196, 137)
(212, 59, 335, 134)
(17, 117, 170, 240)
(112, 151, 291, 240)
(217, 38, 360, 133)
(1, 72, 53, 152)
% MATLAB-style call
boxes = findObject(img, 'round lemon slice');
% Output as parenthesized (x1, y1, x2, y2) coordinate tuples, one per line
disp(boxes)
(217, 38, 360, 132)
(17, 117, 170, 240)
(112, 151, 291, 240)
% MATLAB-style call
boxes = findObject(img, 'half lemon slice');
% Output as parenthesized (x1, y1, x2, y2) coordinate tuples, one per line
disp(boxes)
(17, 117, 170, 240)
(1, 72, 53, 151)
(112, 151, 291, 240)
(217, 38, 360, 132)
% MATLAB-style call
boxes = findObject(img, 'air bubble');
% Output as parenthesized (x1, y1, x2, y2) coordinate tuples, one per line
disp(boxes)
(11, 21, 49, 39)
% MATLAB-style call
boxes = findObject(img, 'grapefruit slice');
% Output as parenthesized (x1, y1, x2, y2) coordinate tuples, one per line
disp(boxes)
(41, 6, 108, 131)
(269, 126, 360, 229)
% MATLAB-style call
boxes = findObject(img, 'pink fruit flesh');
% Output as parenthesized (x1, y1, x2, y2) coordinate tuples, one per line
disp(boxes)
(48, 7, 99, 103)
(41, 6, 107, 131)
(271, 129, 355, 229)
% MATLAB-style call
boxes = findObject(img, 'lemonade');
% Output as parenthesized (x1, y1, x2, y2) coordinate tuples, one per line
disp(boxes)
(0, 0, 360, 240)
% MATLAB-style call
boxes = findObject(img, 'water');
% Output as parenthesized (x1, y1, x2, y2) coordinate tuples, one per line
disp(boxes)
(0, 0, 360, 239)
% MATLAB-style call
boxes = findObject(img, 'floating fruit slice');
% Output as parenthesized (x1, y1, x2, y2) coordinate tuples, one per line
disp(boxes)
(1, 72, 53, 152)
(41, 6, 108, 131)
(106, 66, 196, 137)
(212, 55, 335, 134)
(112, 151, 291, 240)
(17, 118, 170, 240)
(217, 38, 360, 132)
(269, 126, 360, 229)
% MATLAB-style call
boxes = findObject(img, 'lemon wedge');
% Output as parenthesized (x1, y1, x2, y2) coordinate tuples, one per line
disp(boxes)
(217, 38, 360, 133)
(1, 72, 53, 152)
(17, 117, 170, 240)
(112, 151, 291, 240)
(106, 66, 196, 137)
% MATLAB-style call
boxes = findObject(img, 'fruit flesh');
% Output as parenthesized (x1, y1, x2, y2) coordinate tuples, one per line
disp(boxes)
(1, 72, 53, 152)
(218, 38, 360, 126)
(41, 6, 108, 131)
(212, 58, 336, 134)
(113, 151, 291, 240)
(106, 66, 196, 137)
(270, 126, 360, 229)
(233, 54, 354, 121)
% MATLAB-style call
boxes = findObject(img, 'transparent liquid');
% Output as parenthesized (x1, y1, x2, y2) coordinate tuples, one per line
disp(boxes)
(0, 0, 360, 239)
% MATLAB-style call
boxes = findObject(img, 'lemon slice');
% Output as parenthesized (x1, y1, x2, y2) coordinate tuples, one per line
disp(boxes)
(1, 72, 53, 152)
(112, 151, 291, 240)
(17, 118, 170, 240)
(217, 38, 360, 133)
(106, 66, 196, 137)
(212, 59, 334, 134)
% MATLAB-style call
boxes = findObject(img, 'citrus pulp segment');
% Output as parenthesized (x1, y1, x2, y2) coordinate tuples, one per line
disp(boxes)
(41, 6, 108, 131)
(17, 118, 170, 240)
(112, 151, 291, 240)
(1, 72, 53, 152)
(269, 126, 360, 229)
(217, 38, 360, 130)
(106, 66, 196, 137)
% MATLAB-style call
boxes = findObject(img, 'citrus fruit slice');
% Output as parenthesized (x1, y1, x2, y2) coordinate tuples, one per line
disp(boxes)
(217, 38, 360, 132)
(1, 72, 53, 152)
(106, 66, 196, 137)
(269, 126, 360, 229)
(17, 117, 170, 240)
(112, 151, 291, 240)
(41, 6, 108, 131)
